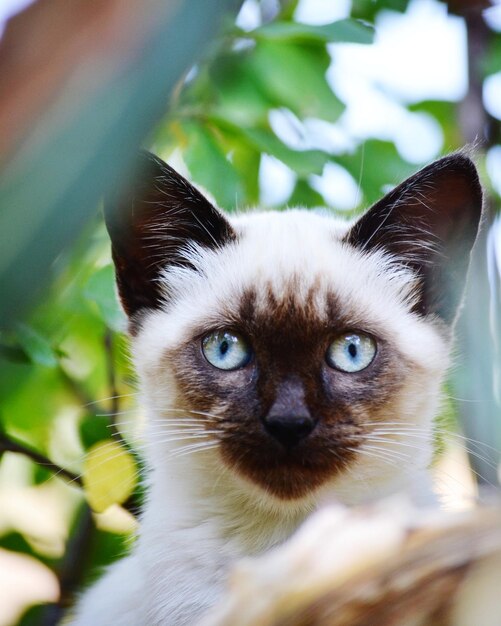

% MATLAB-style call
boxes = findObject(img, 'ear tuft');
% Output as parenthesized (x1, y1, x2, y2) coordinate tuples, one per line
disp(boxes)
(104, 151, 236, 327)
(345, 153, 483, 322)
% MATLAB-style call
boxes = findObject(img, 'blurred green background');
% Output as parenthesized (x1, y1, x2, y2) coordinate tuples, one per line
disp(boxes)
(0, 0, 500, 624)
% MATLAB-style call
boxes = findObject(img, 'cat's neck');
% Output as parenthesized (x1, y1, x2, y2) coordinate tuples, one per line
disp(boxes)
(142, 447, 316, 557)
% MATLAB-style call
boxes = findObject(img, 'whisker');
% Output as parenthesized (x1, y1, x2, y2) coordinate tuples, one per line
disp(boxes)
(360, 443, 410, 461)
(84, 393, 138, 408)
(170, 441, 220, 459)
(367, 431, 500, 472)
(347, 446, 401, 468)
(143, 428, 220, 441)
(156, 408, 226, 421)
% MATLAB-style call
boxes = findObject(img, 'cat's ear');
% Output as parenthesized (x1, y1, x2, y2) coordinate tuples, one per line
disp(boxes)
(345, 153, 483, 322)
(104, 151, 236, 324)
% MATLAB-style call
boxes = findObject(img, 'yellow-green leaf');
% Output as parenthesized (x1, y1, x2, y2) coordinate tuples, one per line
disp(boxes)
(83, 441, 137, 513)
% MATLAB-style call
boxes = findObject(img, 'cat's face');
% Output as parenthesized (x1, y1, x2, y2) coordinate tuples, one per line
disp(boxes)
(106, 152, 482, 504)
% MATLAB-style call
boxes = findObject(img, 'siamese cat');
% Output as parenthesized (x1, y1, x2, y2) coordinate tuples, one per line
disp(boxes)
(72, 151, 482, 625)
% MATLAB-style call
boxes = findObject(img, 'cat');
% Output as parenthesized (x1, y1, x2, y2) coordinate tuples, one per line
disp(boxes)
(71, 150, 482, 625)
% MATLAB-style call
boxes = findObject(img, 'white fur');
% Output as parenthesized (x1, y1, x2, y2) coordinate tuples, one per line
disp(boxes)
(71, 209, 449, 625)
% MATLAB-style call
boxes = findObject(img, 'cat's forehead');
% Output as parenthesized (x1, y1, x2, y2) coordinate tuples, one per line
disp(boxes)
(134, 209, 447, 376)
(149, 210, 421, 345)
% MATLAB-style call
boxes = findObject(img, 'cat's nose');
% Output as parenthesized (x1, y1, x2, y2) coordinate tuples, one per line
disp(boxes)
(262, 415, 316, 448)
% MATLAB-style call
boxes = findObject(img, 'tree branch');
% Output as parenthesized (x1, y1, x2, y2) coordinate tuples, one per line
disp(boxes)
(0, 431, 82, 486)
(0, 429, 139, 516)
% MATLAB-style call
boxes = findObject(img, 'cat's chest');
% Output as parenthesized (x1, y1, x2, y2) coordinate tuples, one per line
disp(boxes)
(139, 512, 285, 625)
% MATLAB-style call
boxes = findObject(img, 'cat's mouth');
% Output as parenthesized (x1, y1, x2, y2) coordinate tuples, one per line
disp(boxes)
(219, 435, 358, 500)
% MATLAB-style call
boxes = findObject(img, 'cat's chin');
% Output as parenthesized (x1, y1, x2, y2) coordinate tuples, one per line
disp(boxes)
(220, 440, 355, 501)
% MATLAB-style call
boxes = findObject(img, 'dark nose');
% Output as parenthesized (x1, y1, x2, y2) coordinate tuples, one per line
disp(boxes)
(262, 415, 316, 448)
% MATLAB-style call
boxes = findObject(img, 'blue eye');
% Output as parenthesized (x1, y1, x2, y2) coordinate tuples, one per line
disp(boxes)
(202, 331, 251, 371)
(326, 333, 376, 373)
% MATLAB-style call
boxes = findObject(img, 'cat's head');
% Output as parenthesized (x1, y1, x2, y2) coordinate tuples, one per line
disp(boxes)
(106, 151, 482, 505)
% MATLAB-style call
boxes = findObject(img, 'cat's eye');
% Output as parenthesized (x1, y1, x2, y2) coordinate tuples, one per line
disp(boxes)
(202, 331, 252, 371)
(326, 333, 376, 373)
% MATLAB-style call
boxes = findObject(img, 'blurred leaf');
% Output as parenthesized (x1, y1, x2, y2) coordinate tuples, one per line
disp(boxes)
(249, 41, 343, 122)
(336, 140, 417, 205)
(482, 32, 501, 78)
(229, 141, 261, 205)
(210, 53, 273, 127)
(18, 603, 58, 626)
(288, 179, 325, 208)
(84, 265, 125, 332)
(13, 323, 59, 368)
(0, 532, 40, 561)
(33, 464, 54, 485)
(351, 0, 410, 21)
(79, 414, 112, 450)
(182, 121, 244, 210)
(239, 127, 329, 176)
(83, 440, 137, 513)
(252, 19, 374, 45)
(407, 100, 459, 149)
(0, 342, 30, 364)
(80, 524, 131, 588)
(0, 531, 56, 574)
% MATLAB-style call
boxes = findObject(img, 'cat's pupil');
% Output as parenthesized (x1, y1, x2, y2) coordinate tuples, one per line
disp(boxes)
(348, 343, 357, 358)
(220, 340, 229, 356)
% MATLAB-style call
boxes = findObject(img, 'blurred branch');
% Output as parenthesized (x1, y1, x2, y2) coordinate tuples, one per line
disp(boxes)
(453, 3, 501, 487)
(0, 429, 140, 518)
(457, 6, 498, 145)
(0, 431, 82, 486)
(38, 504, 95, 626)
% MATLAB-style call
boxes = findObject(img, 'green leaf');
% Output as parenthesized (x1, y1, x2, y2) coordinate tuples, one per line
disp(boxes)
(483, 34, 501, 78)
(83, 440, 137, 513)
(79, 414, 112, 450)
(226, 141, 261, 206)
(252, 19, 374, 45)
(336, 141, 416, 205)
(84, 265, 125, 332)
(288, 179, 325, 208)
(210, 53, 273, 127)
(249, 41, 344, 122)
(351, 0, 410, 21)
(407, 101, 460, 150)
(239, 127, 329, 177)
(181, 121, 244, 210)
(32, 464, 54, 485)
(0, 343, 30, 364)
(0, 531, 53, 568)
(13, 323, 59, 368)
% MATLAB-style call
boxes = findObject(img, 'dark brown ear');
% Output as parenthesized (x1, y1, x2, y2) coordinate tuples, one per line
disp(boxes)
(344, 153, 483, 322)
(104, 151, 236, 324)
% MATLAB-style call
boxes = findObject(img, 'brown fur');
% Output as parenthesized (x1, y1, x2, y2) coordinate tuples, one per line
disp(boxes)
(169, 282, 412, 500)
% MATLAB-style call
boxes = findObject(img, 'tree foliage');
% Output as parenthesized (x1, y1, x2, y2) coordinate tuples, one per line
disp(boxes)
(0, 0, 500, 624)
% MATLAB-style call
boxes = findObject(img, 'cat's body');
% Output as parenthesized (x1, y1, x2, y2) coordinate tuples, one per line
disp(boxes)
(72, 152, 482, 625)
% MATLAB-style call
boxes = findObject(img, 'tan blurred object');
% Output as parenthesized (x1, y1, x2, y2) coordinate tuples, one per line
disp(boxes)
(0, 0, 174, 165)
(0, 548, 59, 626)
(201, 499, 501, 626)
